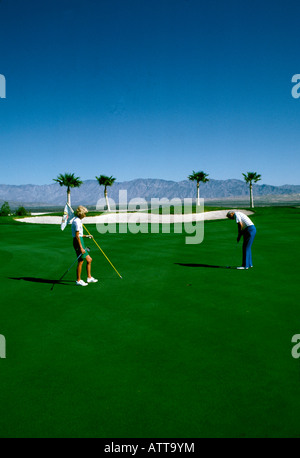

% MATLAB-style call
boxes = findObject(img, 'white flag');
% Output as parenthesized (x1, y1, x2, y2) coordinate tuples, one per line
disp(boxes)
(61, 203, 75, 230)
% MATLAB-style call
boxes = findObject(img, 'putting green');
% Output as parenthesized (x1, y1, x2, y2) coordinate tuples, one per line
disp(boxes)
(0, 207, 299, 438)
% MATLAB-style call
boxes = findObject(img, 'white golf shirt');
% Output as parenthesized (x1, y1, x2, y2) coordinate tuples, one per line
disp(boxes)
(234, 212, 254, 230)
(72, 217, 83, 237)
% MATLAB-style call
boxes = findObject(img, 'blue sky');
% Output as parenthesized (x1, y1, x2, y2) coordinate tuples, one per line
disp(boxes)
(0, 0, 299, 186)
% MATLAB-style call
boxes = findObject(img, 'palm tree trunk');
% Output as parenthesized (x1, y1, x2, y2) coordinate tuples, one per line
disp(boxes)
(250, 183, 254, 208)
(105, 187, 110, 211)
(196, 182, 200, 206)
(67, 187, 71, 206)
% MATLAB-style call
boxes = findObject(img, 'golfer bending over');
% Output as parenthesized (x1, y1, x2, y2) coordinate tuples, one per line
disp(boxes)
(226, 210, 256, 270)
(72, 206, 98, 286)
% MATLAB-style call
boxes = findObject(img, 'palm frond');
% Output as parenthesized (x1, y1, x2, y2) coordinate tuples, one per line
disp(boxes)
(53, 172, 82, 188)
(95, 174, 116, 187)
(188, 171, 209, 183)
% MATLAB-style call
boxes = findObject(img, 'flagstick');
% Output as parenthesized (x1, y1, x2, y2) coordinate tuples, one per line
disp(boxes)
(83, 224, 123, 279)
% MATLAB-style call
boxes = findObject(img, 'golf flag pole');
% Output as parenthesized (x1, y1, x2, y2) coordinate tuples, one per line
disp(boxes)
(83, 224, 123, 279)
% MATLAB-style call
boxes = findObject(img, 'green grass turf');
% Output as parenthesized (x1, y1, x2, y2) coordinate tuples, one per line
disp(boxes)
(0, 207, 300, 438)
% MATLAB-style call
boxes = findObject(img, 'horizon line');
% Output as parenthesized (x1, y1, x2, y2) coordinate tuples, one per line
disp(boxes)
(0, 177, 300, 187)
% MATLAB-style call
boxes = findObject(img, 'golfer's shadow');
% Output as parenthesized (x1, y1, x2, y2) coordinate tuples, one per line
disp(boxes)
(8, 277, 74, 285)
(175, 263, 235, 269)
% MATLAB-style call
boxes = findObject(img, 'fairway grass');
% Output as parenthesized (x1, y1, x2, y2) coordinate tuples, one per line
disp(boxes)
(0, 207, 300, 438)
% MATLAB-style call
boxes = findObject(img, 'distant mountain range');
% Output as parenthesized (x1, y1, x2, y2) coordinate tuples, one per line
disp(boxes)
(0, 178, 300, 208)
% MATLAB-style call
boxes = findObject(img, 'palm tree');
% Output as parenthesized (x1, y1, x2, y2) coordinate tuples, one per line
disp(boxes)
(188, 171, 209, 206)
(53, 173, 83, 206)
(95, 175, 116, 211)
(242, 172, 262, 208)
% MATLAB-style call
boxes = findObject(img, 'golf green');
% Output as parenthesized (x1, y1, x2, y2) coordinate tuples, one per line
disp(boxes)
(0, 207, 300, 438)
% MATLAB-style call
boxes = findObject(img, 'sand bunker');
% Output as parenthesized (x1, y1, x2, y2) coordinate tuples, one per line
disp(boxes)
(17, 209, 254, 225)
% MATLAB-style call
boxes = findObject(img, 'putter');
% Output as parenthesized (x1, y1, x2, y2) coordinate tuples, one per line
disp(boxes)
(51, 247, 90, 291)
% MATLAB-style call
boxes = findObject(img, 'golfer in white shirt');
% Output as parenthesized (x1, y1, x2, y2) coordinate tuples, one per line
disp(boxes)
(72, 206, 98, 286)
(226, 211, 256, 269)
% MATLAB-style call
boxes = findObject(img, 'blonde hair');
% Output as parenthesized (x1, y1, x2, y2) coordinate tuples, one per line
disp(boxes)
(76, 206, 88, 219)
